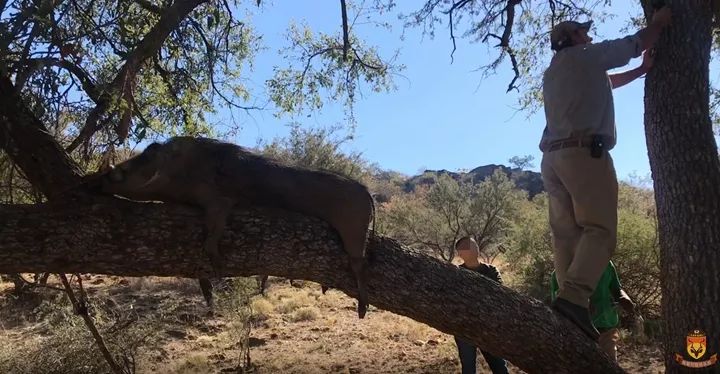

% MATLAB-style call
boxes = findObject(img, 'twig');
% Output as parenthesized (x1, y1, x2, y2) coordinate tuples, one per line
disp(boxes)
(548, 0, 557, 25)
(128, 95, 153, 139)
(448, 7, 457, 63)
(59, 273, 124, 374)
(67, 0, 209, 152)
(188, 19, 262, 112)
(340, 0, 350, 62)
(152, 57, 193, 126)
(352, 49, 384, 71)
(443, 0, 472, 63)
(0, 6, 39, 66)
(288, 46, 337, 100)
(14, 23, 43, 90)
(71, 0, 127, 58)
(14, 0, 70, 83)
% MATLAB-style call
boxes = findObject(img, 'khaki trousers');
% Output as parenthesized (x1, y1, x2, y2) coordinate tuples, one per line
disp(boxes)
(598, 327, 620, 362)
(541, 147, 618, 307)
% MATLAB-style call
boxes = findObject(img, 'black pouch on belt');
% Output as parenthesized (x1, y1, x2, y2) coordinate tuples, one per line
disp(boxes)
(590, 135, 604, 158)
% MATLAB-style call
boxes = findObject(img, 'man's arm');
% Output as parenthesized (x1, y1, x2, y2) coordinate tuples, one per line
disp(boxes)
(607, 6, 671, 87)
(635, 6, 672, 52)
(608, 50, 653, 89)
(585, 6, 671, 71)
(608, 65, 647, 89)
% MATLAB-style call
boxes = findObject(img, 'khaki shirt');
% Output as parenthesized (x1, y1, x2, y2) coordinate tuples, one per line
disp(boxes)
(539, 35, 643, 151)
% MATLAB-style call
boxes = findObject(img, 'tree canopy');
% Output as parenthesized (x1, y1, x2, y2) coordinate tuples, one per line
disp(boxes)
(2, 1, 720, 373)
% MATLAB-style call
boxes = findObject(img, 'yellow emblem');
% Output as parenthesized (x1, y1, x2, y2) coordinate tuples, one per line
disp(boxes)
(687, 330, 707, 360)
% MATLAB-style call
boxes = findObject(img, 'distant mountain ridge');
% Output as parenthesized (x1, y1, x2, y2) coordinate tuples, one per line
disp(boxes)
(403, 164, 544, 198)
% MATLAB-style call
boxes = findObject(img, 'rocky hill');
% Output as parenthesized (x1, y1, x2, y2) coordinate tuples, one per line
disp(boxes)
(403, 164, 544, 198)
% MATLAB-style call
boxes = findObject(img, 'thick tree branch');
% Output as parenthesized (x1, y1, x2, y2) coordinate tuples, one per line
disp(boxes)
(20, 57, 100, 99)
(67, 0, 209, 151)
(12, 58, 152, 142)
(484, 0, 521, 92)
(0, 0, 9, 17)
(0, 198, 622, 374)
(0, 76, 84, 198)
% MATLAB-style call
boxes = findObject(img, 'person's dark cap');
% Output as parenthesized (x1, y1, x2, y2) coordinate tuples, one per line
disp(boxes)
(550, 20, 593, 51)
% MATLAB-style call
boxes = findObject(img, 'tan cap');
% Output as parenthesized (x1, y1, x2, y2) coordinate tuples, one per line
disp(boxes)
(550, 20, 593, 51)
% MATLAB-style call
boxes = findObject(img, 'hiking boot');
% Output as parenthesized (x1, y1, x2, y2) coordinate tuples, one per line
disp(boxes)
(552, 297, 600, 341)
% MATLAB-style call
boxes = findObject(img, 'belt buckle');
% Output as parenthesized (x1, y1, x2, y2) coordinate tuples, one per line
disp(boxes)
(546, 138, 580, 152)
(561, 139, 578, 149)
(567, 138, 582, 148)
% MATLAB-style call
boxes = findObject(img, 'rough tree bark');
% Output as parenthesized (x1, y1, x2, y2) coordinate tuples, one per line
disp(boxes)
(644, 1, 720, 372)
(0, 198, 622, 374)
(0, 77, 84, 198)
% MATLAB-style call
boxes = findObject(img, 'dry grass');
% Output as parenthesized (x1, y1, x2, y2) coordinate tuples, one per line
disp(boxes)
(168, 355, 213, 374)
(379, 312, 436, 343)
(274, 291, 313, 314)
(0, 274, 663, 374)
(251, 297, 274, 321)
(126, 276, 201, 296)
(0, 285, 159, 374)
(290, 306, 320, 322)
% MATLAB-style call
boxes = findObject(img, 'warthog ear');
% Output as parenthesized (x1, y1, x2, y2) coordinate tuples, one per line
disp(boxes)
(131, 142, 166, 167)
(144, 142, 162, 157)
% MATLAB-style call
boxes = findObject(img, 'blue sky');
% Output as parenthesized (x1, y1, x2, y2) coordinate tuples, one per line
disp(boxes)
(221, 1, 688, 181)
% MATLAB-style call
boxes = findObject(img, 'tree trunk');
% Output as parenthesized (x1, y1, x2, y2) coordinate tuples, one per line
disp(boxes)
(0, 198, 623, 373)
(644, 1, 720, 372)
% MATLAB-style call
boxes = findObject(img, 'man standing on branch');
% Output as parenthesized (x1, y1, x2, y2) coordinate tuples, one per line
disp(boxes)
(539, 7, 672, 340)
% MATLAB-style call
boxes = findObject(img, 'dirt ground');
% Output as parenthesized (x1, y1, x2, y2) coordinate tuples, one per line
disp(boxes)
(0, 275, 664, 373)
